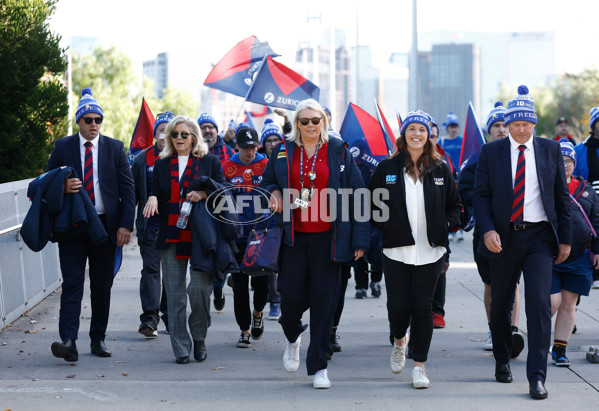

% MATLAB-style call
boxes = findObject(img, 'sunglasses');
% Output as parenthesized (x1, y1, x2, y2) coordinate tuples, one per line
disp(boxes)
(156, 112, 173, 121)
(170, 131, 192, 139)
(83, 117, 103, 125)
(299, 117, 322, 126)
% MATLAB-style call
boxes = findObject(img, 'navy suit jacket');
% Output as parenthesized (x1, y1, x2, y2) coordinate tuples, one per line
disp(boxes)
(46, 133, 135, 244)
(472, 136, 572, 259)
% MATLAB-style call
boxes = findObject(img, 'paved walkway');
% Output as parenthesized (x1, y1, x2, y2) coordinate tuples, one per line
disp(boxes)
(1, 231, 599, 410)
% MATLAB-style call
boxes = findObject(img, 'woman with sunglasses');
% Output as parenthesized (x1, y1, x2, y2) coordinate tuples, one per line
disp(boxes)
(368, 110, 462, 389)
(261, 99, 369, 389)
(143, 115, 225, 364)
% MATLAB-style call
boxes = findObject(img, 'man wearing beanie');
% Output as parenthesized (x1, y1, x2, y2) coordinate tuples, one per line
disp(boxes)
(197, 112, 234, 311)
(131, 111, 175, 337)
(473, 85, 572, 399)
(573, 106, 599, 289)
(46, 88, 135, 361)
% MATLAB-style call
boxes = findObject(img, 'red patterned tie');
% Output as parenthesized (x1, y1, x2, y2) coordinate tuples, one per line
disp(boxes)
(511, 145, 526, 224)
(84, 141, 95, 204)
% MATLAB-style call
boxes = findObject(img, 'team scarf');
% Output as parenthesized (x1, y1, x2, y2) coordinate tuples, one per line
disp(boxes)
(145, 144, 160, 166)
(165, 154, 198, 259)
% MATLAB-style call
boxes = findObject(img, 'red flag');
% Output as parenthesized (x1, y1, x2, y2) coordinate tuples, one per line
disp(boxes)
(397, 112, 403, 133)
(374, 99, 397, 154)
(127, 98, 154, 164)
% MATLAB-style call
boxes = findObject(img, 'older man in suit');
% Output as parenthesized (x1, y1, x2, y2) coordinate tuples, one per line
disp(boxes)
(46, 88, 135, 362)
(473, 85, 572, 399)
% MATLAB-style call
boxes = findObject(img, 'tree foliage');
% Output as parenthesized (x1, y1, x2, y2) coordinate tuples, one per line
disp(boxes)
(71, 46, 199, 147)
(0, 0, 68, 183)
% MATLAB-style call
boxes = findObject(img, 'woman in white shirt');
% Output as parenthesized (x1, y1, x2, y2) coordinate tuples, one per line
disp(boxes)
(368, 110, 462, 389)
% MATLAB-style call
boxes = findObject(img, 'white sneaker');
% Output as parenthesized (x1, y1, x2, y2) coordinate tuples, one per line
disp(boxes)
(283, 335, 301, 372)
(313, 369, 331, 389)
(484, 331, 493, 351)
(390, 334, 409, 374)
(412, 366, 430, 389)
(592, 280, 599, 290)
(456, 230, 464, 241)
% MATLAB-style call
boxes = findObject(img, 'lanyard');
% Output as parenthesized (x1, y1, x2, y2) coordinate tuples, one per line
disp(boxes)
(299, 144, 320, 189)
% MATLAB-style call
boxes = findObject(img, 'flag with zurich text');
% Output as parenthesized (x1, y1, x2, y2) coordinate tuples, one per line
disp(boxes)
(244, 56, 320, 110)
(339, 103, 393, 172)
(458, 102, 486, 176)
(127, 97, 154, 165)
(204, 36, 279, 97)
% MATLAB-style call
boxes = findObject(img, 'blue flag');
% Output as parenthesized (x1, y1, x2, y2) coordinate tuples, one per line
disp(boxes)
(458, 102, 486, 175)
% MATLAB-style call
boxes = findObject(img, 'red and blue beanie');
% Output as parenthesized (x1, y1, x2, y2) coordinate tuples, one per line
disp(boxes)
(197, 113, 218, 132)
(400, 110, 432, 138)
(442, 112, 459, 128)
(590, 106, 599, 131)
(505, 85, 537, 125)
(153, 111, 175, 137)
(75, 88, 103, 123)
(486, 101, 506, 133)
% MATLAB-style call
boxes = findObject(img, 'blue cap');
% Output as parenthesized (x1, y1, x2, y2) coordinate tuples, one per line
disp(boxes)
(442, 112, 459, 128)
(486, 102, 506, 133)
(197, 113, 218, 131)
(559, 138, 576, 163)
(76, 88, 103, 123)
(505, 85, 537, 125)
(400, 110, 432, 138)
(153, 111, 175, 137)
(590, 106, 599, 131)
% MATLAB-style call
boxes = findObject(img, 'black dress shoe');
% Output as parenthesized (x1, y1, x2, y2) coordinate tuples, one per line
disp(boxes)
(495, 363, 513, 383)
(529, 380, 548, 399)
(194, 340, 207, 362)
(176, 356, 190, 364)
(51, 339, 78, 362)
(90, 340, 112, 357)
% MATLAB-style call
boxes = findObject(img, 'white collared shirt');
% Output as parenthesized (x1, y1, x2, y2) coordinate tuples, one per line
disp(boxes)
(383, 171, 446, 265)
(508, 135, 547, 222)
(78, 133, 105, 214)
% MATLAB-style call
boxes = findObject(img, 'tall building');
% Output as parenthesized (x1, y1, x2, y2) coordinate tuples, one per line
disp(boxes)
(143, 52, 169, 99)
(379, 52, 409, 134)
(350, 45, 380, 118)
(428, 43, 481, 128)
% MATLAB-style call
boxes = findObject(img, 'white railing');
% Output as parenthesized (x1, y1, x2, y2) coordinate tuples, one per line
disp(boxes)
(0, 178, 61, 330)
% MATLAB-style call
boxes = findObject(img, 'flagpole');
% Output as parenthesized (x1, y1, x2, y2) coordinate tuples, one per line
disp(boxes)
(234, 100, 245, 124)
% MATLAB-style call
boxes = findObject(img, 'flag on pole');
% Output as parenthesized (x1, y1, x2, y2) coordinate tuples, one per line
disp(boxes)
(397, 112, 403, 133)
(458, 102, 486, 175)
(204, 36, 279, 98)
(339, 103, 393, 172)
(127, 97, 154, 164)
(244, 56, 320, 110)
(374, 99, 397, 154)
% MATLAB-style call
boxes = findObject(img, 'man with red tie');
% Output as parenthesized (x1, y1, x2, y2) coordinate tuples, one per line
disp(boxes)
(46, 88, 135, 362)
(473, 85, 572, 399)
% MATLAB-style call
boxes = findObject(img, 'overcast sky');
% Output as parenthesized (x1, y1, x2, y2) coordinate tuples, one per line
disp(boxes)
(50, 0, 598, 80)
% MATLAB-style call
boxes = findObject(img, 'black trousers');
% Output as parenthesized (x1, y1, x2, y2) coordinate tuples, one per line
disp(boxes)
(139, 227, 167, 325)
(354, 257, 382, 290)
(58, 216, 116, 342)
(233, 246, 270, 331)
(490, 222, 553, 383)
(383, 254, 443, 363)
(279, 231, 341, 375)
(333, 265, 351, 327)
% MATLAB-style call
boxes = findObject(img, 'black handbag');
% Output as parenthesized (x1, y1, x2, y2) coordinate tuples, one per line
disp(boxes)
(239, 221, 283, 276)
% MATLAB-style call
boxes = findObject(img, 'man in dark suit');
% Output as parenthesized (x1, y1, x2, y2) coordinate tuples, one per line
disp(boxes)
(473, 85, 572, 399)
(46, 88, 135, 361)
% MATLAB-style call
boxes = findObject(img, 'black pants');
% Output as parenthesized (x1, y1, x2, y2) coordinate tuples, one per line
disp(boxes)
(139, 227, 167, 325)
(354, 257, 382, 290)
(279, 231, 341, 375)
(432, 269, 447, 316)
(490, 222, 553, 383)
(383, 254, 443, 363)
(58, 217, 116, 342)
(333, 265, 351, 327)
(233, 246, 269, 330)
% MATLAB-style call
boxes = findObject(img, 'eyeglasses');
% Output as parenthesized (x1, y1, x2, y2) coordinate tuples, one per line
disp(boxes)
(299, 117, 322, 126)
(563, 160, 574, 167)
(264, 138, 281, 145)
(170, 131, 192, 139)
(200, 124, 216, 131)
(83, 117, 103, 125)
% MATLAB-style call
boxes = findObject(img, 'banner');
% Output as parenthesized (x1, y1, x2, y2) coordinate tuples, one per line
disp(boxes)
(127, 98, 154, 164)
(458, 102, 486, 174)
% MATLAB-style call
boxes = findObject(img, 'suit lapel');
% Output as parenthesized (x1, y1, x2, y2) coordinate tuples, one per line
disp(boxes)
(71, 134, 84, 180)
(499, 138, 512, 194)
(533, 137, 546, 197)
(98, 134, 107, 189)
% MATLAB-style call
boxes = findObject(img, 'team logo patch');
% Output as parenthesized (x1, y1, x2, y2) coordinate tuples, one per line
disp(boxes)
(277, 151, 287, 159)
(434, 177, 444, 185)
(386, 175, 397, 184)
(583, 191, 589, 198)
(230, 176, 244, 184)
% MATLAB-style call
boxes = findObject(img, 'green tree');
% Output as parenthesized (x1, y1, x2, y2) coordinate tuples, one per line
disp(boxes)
(0, 0, 68, 183)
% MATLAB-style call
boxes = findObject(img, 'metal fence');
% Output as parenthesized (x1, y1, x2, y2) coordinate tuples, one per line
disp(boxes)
(0, 178, 61, 330)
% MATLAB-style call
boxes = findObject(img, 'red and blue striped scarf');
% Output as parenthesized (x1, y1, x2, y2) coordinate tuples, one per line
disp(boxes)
(166, 154, 196, 259)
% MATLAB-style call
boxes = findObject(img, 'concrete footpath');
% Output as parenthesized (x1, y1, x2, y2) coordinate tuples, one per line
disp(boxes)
(1, 231, 598, 410)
